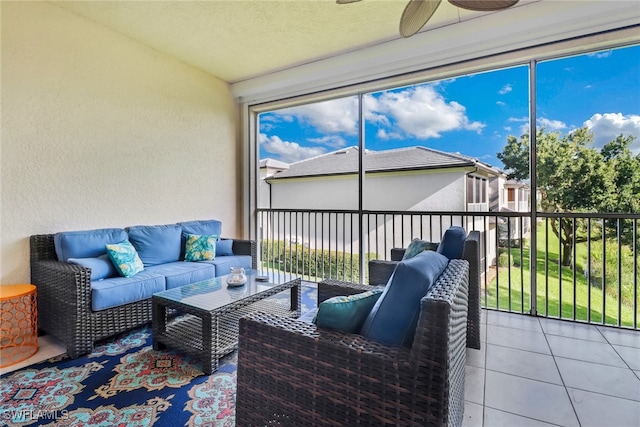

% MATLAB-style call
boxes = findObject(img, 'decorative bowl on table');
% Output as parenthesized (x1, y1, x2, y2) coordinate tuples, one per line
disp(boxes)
(226, 267, 247, 287)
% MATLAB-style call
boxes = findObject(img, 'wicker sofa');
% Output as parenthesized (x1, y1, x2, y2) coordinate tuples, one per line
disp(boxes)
(236, 258, 470, 427)
(368, 229, 481, 350)
(30, 219, 257, 358)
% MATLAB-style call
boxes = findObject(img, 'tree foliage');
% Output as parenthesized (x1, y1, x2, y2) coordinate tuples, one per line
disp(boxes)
(497, 127, 639, 265)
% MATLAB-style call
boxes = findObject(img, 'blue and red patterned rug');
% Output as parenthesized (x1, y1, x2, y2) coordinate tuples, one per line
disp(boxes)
(0, 284, 317, 427)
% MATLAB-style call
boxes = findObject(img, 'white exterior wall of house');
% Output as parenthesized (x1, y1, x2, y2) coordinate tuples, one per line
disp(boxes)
(262, 169, 475, 260)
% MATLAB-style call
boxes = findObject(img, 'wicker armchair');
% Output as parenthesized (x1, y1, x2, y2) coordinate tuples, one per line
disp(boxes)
(368, 230, 481, 350)
(236, 259, 469, 427)
(30, 234, 257, 358)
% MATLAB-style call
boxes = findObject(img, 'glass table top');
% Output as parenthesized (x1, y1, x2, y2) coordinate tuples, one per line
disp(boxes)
(153, 269, 297, 311)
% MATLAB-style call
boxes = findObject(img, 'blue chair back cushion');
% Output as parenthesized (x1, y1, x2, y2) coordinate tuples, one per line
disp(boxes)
(54, 228, 128, 262)
(127, 224, 182, 266)
(437, 226, 467, 260)
(360, 250, 449, 347)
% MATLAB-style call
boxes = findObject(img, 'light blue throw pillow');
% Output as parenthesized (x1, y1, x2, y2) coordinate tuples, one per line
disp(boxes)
(360, 250, 449, 347)
(105, 240, 145, 277)
(216, 239, 234, 256)
(313, 290, 383, 333)
(184, 233, 217, 261)
(68, 254, 118, 280)
(402, 238, 439, 260)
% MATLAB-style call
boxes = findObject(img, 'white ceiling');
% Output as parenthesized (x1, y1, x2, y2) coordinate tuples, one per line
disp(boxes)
(52, 0, 639, 102)
(52, 0, 536, 83)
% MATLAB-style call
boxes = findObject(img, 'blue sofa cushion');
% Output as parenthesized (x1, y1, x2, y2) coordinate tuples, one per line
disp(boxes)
(437, 226, 467, 260)
(360, 250, 449, 347)
(205, 255, 252, 276)
(54, 228, 128, 262)
(127, 224, 182, 266)
(216, 239, 234, 256)
(145, 262, 216, 290)
(313, 290, 383, 333)
(184, 233, 217, 261)
(68, 254, 117, 280)
(91, 271, 165, 311)
(106, 240, 145, 278)
(402, 238, 439, 260)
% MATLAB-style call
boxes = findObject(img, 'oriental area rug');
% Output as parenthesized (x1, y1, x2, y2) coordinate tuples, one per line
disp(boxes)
(0, 284, 317, 427)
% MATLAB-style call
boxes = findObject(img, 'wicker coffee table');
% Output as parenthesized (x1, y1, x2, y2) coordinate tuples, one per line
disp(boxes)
(152, 270, 300, 374)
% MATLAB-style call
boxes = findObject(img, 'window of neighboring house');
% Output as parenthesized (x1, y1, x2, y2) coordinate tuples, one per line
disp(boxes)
(507, 188, 515, 202)
(467, 176, 487, 204)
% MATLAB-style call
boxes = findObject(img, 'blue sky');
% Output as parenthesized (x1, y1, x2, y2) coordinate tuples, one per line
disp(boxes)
(259, 44, 640, 168)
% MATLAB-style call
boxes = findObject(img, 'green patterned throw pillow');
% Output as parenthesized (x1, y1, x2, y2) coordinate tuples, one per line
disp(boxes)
(402, 238, 439, 260)
(105, 240, 144, 277)
(184, 233, 217, 261)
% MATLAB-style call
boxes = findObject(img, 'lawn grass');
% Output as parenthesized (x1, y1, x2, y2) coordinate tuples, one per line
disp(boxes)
(486, 228, 638, 327)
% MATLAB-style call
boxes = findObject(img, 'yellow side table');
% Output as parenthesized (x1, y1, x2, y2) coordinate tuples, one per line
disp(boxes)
(0, 284, 39, 368)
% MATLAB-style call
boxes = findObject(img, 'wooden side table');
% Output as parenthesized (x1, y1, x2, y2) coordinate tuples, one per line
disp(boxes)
(0, 284, 39, 368)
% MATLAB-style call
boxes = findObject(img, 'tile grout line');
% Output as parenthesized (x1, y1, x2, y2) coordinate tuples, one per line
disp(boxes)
(542, 317, 584, 427)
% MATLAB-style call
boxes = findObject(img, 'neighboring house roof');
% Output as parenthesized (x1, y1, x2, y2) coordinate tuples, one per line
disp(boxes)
(267, 146, 501, 180)
(259, 158, 289, 170)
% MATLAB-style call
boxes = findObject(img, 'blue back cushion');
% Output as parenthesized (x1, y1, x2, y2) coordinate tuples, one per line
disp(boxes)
(437, 226, 467, 260)
(54, 228, 128, 262)
(360, 250, 449, 347)
(68, 254, 118, 280)
(216, 239, 234, 256)
(127, 224, 182, 266)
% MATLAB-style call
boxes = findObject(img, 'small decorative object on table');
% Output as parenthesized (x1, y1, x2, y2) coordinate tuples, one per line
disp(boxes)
(227, 267, 247, 287)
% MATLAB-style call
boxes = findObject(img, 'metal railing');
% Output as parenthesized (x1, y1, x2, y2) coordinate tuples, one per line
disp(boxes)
(256, 208, 639, 330)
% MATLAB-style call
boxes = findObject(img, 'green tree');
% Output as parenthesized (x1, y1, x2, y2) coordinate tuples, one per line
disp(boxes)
(497, 127, 638, 265)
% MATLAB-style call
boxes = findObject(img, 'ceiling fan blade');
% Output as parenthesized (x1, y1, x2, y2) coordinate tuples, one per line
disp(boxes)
(400, 0, 442, 38)
(448, 0, 519, 11)
(336, 0, 362, 4)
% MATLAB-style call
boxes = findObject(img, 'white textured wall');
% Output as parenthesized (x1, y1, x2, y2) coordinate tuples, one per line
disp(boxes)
(1, 2, 239, 283)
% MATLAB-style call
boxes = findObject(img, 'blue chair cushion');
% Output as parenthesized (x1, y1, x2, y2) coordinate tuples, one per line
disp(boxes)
(216, 239, 234, 256)
(402, 238, 439, 260)
(313, 290, 383, 333)
(91, 271, 165, 311)
(184, 233, 217, 261)
(105, 240, 145, 278)
(127, 224, 182, 266)
(204, 255, 252, 276)
(54, 228, 127, 262)
(437, 226, 467, 260)
(68, 254, 118, 280)
(360, 250, 449, 347)
(145, 262, 216, 290)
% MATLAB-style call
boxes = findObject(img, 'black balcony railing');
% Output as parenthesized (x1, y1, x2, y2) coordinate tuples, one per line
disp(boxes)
(256, 208, 639, 330)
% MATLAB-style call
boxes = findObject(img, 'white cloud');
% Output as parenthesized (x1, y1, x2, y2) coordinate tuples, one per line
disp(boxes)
(259, 133, 326, 163)
(308, 135, 347, 148)
(366, 85, 485, 139)
(273, 97, 359, 135)
(498, 84, 512, 95)
(584, 113, 640, 154)
(588, 51, 612, 59)
(496, 101, 506, 107)
(538, 117, 567, 131)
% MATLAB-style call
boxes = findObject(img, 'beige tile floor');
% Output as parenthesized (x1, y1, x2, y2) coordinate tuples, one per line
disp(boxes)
(463, 310, 640, 427)
(2, 310, 639, 426)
